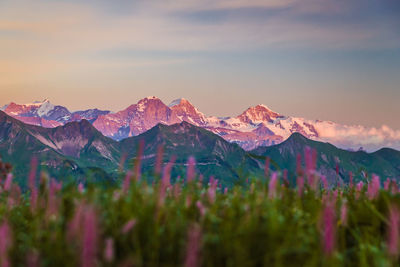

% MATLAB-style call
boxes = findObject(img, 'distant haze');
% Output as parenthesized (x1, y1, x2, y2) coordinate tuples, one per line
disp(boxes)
(0, 0, 399, 129)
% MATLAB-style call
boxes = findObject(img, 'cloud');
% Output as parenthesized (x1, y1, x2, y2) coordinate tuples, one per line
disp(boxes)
(313, 122, 400, 151)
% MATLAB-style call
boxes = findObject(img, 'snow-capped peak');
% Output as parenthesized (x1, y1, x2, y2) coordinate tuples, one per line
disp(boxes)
(238, 104, 281, 124)
(255, 104, 274, 111)
(37, 100, 55, 117)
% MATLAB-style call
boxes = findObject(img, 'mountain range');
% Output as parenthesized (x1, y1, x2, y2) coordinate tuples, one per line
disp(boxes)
(3, 97, 400, 152)
(0, 110, 399, 187)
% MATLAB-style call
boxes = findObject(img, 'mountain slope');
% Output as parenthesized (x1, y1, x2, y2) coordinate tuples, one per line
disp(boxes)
(0, 111, 120, 185)
(251, 133, 400, 183)
(120, 121, 262, 185)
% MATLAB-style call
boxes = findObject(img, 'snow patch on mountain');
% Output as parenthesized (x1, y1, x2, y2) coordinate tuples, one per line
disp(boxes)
(0, 104, 8, 111)
(37, 100, 55, 117)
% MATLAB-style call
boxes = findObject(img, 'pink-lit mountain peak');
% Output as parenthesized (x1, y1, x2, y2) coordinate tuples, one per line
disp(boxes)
(237, 104, 282, 124)
(169, 98, 207, 125)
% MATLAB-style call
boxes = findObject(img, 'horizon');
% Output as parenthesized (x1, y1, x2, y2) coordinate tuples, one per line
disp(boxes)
(0, 0, 399, 130)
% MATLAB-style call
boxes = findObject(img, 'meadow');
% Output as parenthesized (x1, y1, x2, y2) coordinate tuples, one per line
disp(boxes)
(0, 153, 400, 267)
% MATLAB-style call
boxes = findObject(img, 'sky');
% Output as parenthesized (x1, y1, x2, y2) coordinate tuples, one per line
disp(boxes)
(0, 0, 399, 129)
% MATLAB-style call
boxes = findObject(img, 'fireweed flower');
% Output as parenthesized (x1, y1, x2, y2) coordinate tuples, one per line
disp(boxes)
(384, 178, 390, 191)
(121, 219, 137, 234)
(367, 175, 380, 200)
(78, 182, 85, 193)
(349, 172, 353, 189)
(208, 176, 218, 203)
(268, 172, 278, 199)
(122, 171, 132, 194)
(387, 205, 400, 257)
(159, 158, 175, 204)
(82, 206, 98, 267)
(321, 200, 336, 256)
(196, 200, 206, 217)
(283, 170, 289, 187)
(28, 157, 38, 212)
(184, 224, 202, 267)
(104, 238, 114, 263)
(46, 179, 62, 219)
(187, 156, 196, 183)
(3, 173, 12, 192)
(7, 184, 21, 210)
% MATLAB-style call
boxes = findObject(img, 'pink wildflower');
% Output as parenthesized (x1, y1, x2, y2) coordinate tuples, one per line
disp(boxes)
(104, 238, 114, 263)
(78, 182, 85, 193)
(387, 205, 400, 257)
(384, 178, 390, 191)
(283, 170, 289, 187)
(321, 200, 336, 256)
(348, 172, 353, 189)
(82, 206, 98, 267)
(268, 172, 278, 199)
(46, 179, 62, 218)
(208, 176, 218, 203)
(3, 173, 12, 192)
(122, 171, 132, 194)
(184, 224, 202, 267)
(367, 175, 380, 200)
(196, 200, 206, 217)
(159, 158, 175, 204)
(121, 219, 137, 234)
(28, 157, 38, 212)
(187, 156, 196, 183)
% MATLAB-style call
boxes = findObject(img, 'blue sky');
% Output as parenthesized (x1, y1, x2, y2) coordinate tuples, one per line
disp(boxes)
(0, 0, 399, 128)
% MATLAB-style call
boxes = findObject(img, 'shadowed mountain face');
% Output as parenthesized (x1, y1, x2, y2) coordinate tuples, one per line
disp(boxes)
(250, 133, 400, 184)
(120, 121, 262, 186)
(0, 111, 120, 186)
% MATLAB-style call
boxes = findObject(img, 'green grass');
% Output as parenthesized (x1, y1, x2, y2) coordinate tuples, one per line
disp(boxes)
(0, 171, 400, 267)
